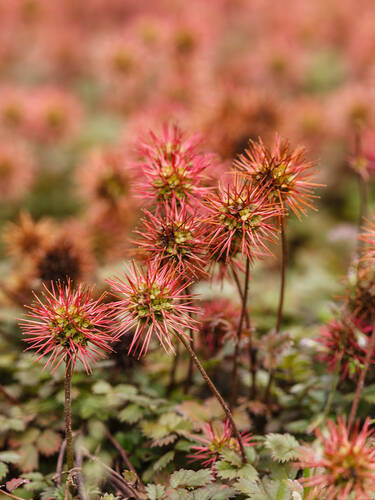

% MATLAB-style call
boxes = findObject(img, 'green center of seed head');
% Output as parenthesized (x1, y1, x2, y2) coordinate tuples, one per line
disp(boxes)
(219, 199, 262, 232)
(165, 222, 193, 255)
(49, 304, 91, 347)
(153, 164, 192, 199)
(132, 283, 173, 321)
(256, 162, 293, 196)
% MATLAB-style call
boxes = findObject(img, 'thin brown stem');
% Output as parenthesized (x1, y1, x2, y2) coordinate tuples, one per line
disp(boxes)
(55, 439, 67, 485)
(348, 321, 375, 429)
(265, 217, 287, 404)
(276, 217, 287, 334)
(322, 349, 344, 424)
(176, 331, 247, 464)
(0, 384, 19, 405)
(230, 258, 250, 409)
(75, 448, 88, 500)
(231, 265, 257, 400)
(168, 341, 181, 393)
(184, 285, 195, 394)
(106, 431, 145, 493)
(64, 359, 74, 473)
(0, 490, 26, 500)
(83, 451, 143, 499)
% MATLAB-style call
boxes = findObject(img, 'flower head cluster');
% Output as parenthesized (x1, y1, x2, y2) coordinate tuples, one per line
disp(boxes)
(134, 201, 207, 280)
(77, 148, 132, 207)
(317, 317, 369, 379)
(205, 174, 282, 264)
(3, 212, 53, 260)
(136, 123, 211, 206)
(345, 266, 375, 335)
(190, 420, 255, 469)
(20, 281, 115, 372)
(107, 262, 198, 357)
(359, 215, 375, 263)
(297, 418, 375, 500)
(234, 135, 318, 218)
(0, 142, 35, 201)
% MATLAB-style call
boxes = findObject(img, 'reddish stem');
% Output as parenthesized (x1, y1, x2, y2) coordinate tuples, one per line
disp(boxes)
(230, 258, 250, 409)
(176, 331, 248, 464)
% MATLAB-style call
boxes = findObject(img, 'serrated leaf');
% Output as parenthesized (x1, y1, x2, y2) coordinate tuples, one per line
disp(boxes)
(17, 444, 39, 472)
(170, 469, 213, 489)
(141, 420, 168, 440)
(0, 462, 8, 481)
(216, 460, 258, 481)
(237, 464, 259, 480)
(92, 380, 112, 394)
(145, 484, 166, 500)
(119, 404, 144, 424)
(6, 477, 29, 492)
(220, 448, 242, 467)
(265, 434, 300, 463)
(151, 434, 178, 448)
(122, 470, 137, 484)
(0, 451, 20, 463)
(215, 461, 238, 480)
(153, 451, 175, 471)
(37, 429, 62, 456)
(194, 485, 237, 500)
(235, 478, 261, 496)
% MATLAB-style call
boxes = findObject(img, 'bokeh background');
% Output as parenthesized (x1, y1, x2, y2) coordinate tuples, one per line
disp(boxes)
(0, 0, 374, 314)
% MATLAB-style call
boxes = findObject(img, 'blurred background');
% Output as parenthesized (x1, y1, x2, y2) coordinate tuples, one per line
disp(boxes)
(0, 0, 374, 310)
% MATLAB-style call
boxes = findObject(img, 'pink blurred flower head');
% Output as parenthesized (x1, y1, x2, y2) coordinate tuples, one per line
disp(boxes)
(297, 418, 375, 500)
(204, 173, 282, 265)
(197, 299, 240, 355)
(136, 123, 211, 207)
(0, 141, 35, 201)
(189, 419, 255, 470)
(107, 262, 198, 358)
(317, 317, 369, 380)
(359, 215, 375, 262)
(134, 200, 207, 280)
(28, 87, 83, 143)
(76, 147, 133, 209)
(20, 280, 115, 373)
(234, 134, 319, 218)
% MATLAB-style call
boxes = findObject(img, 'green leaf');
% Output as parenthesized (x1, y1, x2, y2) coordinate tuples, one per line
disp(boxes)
(216, 460, 258, 481)
(215, 461, 238, 480)
(170, 469, 213, 489)
(17, 444, 39, 472)
(0, 451, 21, 463)
(234, 478, 262, 496)
(145, 484, 166, 500)
(220, 448, 242, 467)
(153, 451, 175, 471)
(265, 434, 300, 463)
(0, 462, 8, 481)
(237, 464, 259, 480)
(119, 404, 144, 424)
(194, 485, 237, 500)
(92, 381, 112, 394)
